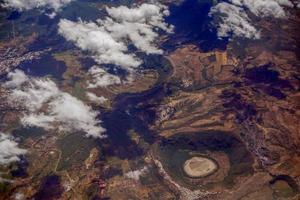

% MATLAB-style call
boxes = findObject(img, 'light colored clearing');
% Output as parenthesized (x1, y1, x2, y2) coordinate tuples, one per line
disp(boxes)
(183, 156, 217, 178)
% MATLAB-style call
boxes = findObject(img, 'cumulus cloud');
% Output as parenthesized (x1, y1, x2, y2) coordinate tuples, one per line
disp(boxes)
(231, 0, 293, 18)
(58, 19, 141, 69)
(124, 166, 148, 181)
(58, 3, 173, 70)
(4, 70, 106, 138)
(104, 3, 173, 53)
(13, 193, 25, 200)
(86, 92, 107, 104)
(4, 69, 28, 88)
(0, 133, 26, 165)
(21, 114, 55, 130)
(87, 66, 121, 88)
(8, 76, 60, 112)
(210, 0, 294, 39)
(210, 2, 260, 39)
(296, 0, 300, 8)
(2, 0, 73, 12)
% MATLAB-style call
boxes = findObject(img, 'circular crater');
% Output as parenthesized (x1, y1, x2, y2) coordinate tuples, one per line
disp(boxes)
(270, 175, 299, 198)
(183, 156, 218, 178)
(153, 131, 254, 190)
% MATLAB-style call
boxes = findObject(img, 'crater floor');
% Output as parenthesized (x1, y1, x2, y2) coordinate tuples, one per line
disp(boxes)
(183, 156, 217, 178)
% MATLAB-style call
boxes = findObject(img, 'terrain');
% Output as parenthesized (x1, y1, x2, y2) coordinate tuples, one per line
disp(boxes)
(0, 0, 299, 200)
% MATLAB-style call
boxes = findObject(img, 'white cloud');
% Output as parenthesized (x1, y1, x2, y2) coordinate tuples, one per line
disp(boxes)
(104, 3, 173, 54)
(296, 0, 300, 8)
(231, 0, 293, 18)
(58, 3, 172, 70)
(87, 66, 121, 88)
(4, 70, 106, 138)
(14, 192, 25, 200)
(0, 177, 14, 183)
(58, 19, 141, 69)
(210, 0, 294, 39)
(124, 166, 148, 181)
(86, 92, 107, 104)
(50, 93, 105, 138)
(21, 114, 55, 130)
(209, 2, 260, 39)
(0, 133, 26, 165)
(2, 0, 73, 12)
(8, 78, 60, 112)
(4, 69, 28, 88)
